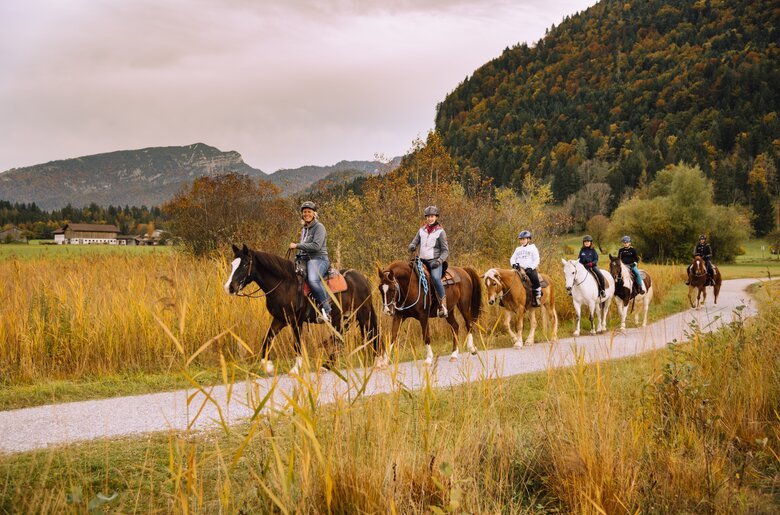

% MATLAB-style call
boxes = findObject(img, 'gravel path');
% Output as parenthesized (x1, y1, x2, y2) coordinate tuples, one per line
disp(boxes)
(0, 278, 760, 454)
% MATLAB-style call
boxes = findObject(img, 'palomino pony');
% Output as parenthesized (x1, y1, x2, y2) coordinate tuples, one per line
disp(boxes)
(482, 268, 558, 347)
(561, 259, 615, 336)
(224, 244, 379, 374)
(377, 259, 482, 366)
(607, 255, 654, 331)
(687, 255, 722, 309)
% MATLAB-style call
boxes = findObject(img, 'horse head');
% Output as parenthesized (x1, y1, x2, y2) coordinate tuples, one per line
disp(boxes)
(482, 268, 504, 305)
(691, 255, 706, 277)
(608, 254, 623, 282)
(378, 262, 415, 316)
(561, 258, 579, 295)
(224, 244, 253, 295)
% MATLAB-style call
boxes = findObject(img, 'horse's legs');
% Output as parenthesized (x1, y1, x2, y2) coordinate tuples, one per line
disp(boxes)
(420, 317, 434, 366)
(618, 301, 628, 331)
(587, 300, 596, 335)
(713, 280, 721, 304)
(259, 317, 286, 374)
(550, 306, 559, 341)
(289, 323, 305, 375)
(688, 285, 696, 309)
(446, 312, 461, 362)
(525, 309, 538, 345)
(505, 311, 519, 344)
(573, 301, 582, 337)
(641, 288, 652, 327)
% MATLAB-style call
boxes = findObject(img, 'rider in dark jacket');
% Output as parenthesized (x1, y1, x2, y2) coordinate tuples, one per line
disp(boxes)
(618, 236, 646, 294)
(686, 234, 714, 284)
(578, 235, 605, 298)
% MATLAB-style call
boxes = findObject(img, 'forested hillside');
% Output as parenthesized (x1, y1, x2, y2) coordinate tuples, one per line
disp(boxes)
(436, 0, 779, 229)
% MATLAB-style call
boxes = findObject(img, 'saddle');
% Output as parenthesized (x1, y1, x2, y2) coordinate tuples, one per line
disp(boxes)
(300, 267, 349, 297)
(515, 269, 548, 308)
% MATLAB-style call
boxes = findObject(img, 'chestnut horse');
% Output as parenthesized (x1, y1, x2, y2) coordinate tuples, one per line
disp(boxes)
(377, 259, 482, 366)
(224, 244, 379, 374)
(687, 255, 721, 309)
(482, 268, 558, 346)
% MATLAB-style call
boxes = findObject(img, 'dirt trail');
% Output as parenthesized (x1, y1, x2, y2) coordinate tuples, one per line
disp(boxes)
(0, 278, 760, 454)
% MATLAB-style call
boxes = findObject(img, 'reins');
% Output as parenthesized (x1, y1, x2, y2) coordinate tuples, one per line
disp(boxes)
(234, 250, 286, 299)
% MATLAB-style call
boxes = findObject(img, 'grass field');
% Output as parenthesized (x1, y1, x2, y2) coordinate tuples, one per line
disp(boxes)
(0, 241, 173, 260)
(1, 281, 778, 513)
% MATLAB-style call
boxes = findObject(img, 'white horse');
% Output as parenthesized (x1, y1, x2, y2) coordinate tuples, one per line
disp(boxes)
(607, 255, 654, 331)
(561, 259, 615, 336)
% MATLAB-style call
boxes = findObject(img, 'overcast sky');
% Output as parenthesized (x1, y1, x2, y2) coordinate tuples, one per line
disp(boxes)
(0, 0, 596, 174)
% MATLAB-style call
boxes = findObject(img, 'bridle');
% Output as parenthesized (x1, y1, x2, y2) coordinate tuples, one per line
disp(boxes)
(486, 270, 518, 304)
(566, 261, 588, 291)
(234, 252, 284, 299)
(381, 264, 427, 312)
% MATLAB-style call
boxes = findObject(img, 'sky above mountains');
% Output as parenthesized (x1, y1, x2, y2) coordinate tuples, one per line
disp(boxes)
(0, 0, 595, 174)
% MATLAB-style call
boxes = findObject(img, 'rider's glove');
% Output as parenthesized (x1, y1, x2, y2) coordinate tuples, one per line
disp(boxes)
(511, 263, 520, 270)
(430, 259, 441, 269)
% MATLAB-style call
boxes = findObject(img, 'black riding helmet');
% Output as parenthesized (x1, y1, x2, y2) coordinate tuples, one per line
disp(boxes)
(423, 205, 440, 216)
(583, 235, 593, 242)
(300, 201, 317, 212)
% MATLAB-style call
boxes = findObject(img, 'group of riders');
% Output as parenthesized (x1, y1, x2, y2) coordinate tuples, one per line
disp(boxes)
(289, 200, 717, 322)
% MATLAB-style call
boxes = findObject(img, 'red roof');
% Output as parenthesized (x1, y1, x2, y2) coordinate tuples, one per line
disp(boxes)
(62, 224, 120, 233)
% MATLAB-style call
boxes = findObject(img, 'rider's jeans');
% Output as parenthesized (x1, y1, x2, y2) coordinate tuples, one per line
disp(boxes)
(307, 258, 331, 313)
(426, 260, 446, 300)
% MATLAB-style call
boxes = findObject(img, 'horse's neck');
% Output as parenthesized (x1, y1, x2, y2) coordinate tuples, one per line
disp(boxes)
(620, 263, 633, 287)
(251, 251, 293, 292)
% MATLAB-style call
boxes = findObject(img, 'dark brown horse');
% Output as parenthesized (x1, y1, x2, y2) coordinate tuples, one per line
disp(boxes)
(687, 255, 722, 309)
(224, 244, 379, 374)
(377, 259, 482, 366)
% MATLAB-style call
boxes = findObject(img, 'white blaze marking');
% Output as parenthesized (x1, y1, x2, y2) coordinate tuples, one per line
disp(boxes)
(224, 258, 242, 294)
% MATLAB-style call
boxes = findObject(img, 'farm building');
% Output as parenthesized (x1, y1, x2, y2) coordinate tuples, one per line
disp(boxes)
(0, 225, 27, 243)
(54, 223, 122, 245)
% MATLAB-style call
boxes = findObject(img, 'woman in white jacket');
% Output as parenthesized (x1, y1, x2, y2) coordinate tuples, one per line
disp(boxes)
(510, 230, 542, 306)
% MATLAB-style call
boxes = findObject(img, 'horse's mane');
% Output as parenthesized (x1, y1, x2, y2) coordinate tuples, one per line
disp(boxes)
(251, 249, 297, 281)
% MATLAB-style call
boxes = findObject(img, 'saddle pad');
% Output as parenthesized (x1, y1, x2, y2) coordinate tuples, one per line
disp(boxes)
(442, 269, 461, 286)
(303, 270, 348, 296)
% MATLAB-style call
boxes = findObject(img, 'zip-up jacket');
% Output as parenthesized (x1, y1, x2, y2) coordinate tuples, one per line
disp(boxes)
(409, 223, 449, 262)
(578, 247, 599, 268)
(694, 242, 712, 259)
(297, 219, 328, 259)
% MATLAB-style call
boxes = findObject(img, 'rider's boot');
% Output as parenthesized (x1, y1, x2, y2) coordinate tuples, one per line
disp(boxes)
(437, 296, 448, 318)
(532, 288, 542, 307)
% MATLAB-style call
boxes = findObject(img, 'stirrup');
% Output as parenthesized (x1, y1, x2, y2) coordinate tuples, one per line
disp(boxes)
(317, 309, 331, 324)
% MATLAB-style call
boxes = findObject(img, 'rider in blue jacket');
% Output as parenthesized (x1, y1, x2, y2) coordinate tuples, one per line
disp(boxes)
(578, 235, 605, 298)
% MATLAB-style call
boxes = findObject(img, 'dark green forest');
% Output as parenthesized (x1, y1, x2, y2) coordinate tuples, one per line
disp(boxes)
(435, 0, 779, 232)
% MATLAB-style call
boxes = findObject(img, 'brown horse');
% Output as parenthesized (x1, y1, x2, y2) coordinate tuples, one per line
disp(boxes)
(482, 268, 558, 346)
(687, 255, 722, 309)
(224, 244, 379, 374)
(377, 259, 482, 366)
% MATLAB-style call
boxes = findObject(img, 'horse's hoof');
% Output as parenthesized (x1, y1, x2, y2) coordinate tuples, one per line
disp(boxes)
(513, 342, 524, 349)
(449, 356, 458, 363)
(262, 360, 275, 375)
(470, 350, 477, 356)
(423, 359, 433, 367)
(572, 331, 580, 338)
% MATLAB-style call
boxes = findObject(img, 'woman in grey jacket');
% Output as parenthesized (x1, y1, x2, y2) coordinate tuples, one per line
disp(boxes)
(289, 201, 331, 322)
(408, 205, 450, 317)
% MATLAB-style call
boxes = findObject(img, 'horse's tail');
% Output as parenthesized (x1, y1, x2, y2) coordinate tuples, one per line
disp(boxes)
(465, 267, 483, 321)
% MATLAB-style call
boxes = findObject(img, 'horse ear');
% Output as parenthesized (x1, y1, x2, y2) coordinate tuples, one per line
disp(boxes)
(609, 254, 614, 260)
(242, 244, 249, 255)
(561, 258, 567, 265)
(232, 244, 240, 256)
(377, 267, 384, 279)
(387, 270, 395, 281)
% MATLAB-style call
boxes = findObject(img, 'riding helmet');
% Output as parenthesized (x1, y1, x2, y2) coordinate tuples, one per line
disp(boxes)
(423, 205, 440, 216)
(699, 234, 706, 240)
(518, 230, 532, 239)
(621, 235, 631, 243)
(583, 235, 593, 242)
(300, 201, 317, 212)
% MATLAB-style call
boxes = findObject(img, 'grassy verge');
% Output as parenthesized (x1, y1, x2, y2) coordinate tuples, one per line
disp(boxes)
(2, 283, 778, 513)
